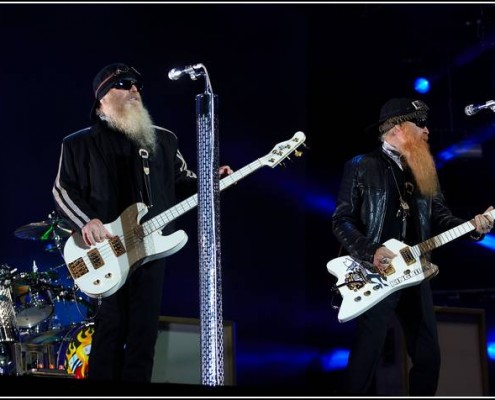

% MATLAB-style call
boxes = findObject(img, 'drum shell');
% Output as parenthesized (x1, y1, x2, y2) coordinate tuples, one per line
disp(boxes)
(55, 322, 94, 379)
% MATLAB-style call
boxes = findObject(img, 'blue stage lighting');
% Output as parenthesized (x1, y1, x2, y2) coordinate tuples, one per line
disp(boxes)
(487, 342, 495, 361)
(476, 233, 495, 251)
(321, 348, 350, 371)
(414, 77, 430, 94)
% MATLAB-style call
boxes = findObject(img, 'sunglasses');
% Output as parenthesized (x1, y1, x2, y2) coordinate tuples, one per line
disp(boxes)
(409, 117, 428, 128)
(112, 79, 143, 92)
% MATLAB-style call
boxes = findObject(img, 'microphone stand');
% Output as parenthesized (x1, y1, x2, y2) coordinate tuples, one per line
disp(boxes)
(193, 65, 225, 386)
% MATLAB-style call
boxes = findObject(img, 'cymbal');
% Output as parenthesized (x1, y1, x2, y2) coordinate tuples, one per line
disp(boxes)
(14, 219, 72, 241)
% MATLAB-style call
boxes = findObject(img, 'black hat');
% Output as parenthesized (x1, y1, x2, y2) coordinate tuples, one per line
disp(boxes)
(378, 98, 429, 134)
(90, 63, 143, 120)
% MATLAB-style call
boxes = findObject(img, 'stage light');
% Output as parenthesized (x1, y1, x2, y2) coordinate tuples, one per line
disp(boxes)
(320, 348, 350, 371)
(414, 77, 430, 94)
(486, 328, 495, 361)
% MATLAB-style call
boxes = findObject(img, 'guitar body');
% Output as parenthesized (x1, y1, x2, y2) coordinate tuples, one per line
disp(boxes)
(63, 202, 188, 298)
(327, 238, 438, 323)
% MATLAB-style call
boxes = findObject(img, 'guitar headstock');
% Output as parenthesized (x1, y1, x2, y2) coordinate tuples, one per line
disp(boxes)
(260, 131, 307, 168)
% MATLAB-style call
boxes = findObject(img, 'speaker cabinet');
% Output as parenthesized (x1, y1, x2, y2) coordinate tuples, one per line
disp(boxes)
(152, 316, 236, 385)
(375, 306, 489, 396)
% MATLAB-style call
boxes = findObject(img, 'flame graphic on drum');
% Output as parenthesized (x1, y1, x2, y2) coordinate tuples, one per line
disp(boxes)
(65, 324, 94, 379)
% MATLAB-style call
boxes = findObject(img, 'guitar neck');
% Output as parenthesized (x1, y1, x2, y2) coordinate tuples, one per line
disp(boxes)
(413, 209, 495, 256)
(142, 158, 266, 235)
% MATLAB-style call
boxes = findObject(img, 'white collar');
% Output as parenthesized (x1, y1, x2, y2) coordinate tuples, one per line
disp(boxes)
(382, 141, 403, 170)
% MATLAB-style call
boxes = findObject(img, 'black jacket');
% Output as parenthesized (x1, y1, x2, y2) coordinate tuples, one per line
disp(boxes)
(332, 148, 474, 264)
(53, 120, 198, 234)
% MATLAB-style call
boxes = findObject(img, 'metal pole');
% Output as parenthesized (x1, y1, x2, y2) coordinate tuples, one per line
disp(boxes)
(195, 77, 224, 386)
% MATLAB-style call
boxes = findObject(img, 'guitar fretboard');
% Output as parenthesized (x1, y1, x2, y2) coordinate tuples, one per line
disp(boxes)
(411, 209, 495, 258)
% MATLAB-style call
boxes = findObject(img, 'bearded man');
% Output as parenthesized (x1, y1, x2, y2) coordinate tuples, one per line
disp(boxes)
(331, 97, 493, 395)
(52, 63, 231, 382)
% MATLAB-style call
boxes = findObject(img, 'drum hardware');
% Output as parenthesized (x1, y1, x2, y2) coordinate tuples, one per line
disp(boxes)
(0, 288, 19, 342)
(0, 343, 15, 375)
(0, 266, 19, 344)
(12, 265, 59, 330)
(0, 264, 18, 286)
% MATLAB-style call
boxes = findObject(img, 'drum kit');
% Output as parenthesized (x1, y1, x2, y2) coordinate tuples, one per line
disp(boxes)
(0, 212, 94, 379)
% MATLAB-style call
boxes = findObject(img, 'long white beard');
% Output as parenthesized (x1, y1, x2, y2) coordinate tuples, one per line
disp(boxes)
(104, 102, 157, 152)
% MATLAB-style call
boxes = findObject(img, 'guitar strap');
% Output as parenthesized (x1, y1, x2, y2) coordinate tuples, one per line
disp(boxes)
(139, 148, 153, 208)
(388, 163, 409, 240)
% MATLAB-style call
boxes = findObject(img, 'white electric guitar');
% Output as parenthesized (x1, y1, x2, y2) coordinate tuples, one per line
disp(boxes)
(327, 209, 495, 323)
(63, 131, 306, 298)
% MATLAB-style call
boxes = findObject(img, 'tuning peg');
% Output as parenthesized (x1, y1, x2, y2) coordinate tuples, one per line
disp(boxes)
(294, 150, 303, 158)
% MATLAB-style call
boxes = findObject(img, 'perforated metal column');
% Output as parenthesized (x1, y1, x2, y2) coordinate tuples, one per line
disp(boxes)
(0, 286, 17, 343)
(196, 93, 224, 386)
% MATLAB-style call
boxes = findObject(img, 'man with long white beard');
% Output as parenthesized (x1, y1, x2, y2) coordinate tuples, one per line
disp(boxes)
(52, 63, 232, 383)
(331, 97, 493, 395)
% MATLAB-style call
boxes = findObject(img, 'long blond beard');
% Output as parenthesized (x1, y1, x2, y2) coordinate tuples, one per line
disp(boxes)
(401, 126, 439, 197)
(104, 101, 157, 152)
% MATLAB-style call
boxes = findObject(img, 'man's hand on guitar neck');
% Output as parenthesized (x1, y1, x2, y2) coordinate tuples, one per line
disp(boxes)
(373, 246, 397, 274)
(82, 218, 114, 246)
(471, 205, 494, 238)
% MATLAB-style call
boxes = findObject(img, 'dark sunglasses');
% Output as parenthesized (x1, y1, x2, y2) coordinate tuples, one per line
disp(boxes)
(112, 79, 143, 92)
(409, 117, 428, 128)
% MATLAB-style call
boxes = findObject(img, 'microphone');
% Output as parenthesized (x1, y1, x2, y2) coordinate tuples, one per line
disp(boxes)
(168, 64, 204, 81)
(464, 100, 495, 116)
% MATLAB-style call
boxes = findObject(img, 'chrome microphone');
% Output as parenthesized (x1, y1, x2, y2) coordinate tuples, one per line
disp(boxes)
(464, 100, 495, 116)
(168, 64, 204, 81)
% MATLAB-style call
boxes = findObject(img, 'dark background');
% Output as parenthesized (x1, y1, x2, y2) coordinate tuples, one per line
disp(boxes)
(2, 2, 495, 395)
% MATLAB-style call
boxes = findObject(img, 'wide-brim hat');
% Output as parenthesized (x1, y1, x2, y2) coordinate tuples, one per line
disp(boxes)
(378, 97, 429, 134)
(90, 62, 142, 120)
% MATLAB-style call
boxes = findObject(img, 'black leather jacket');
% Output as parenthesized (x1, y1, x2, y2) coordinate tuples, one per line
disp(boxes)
(332, 147, 472, 264)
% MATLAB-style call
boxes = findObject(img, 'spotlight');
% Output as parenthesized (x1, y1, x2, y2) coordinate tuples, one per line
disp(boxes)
(414, 77, 430, 94)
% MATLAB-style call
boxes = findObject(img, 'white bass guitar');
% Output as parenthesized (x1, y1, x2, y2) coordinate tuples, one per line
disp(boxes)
(63, 132, 306, 298)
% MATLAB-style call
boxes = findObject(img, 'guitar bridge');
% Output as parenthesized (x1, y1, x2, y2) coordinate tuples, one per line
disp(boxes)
(344, 272, 366, 291)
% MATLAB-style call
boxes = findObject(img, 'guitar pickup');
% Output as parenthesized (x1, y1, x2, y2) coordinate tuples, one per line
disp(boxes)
(109, 236, 126, 257)
(88, 248, 104, 269)
(400, 247, 415, 266)
(67, 258, 89, 279)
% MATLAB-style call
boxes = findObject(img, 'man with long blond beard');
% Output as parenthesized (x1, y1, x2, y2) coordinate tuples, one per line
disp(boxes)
(332, 97, 493, 395)
(52, 63, 232, 382)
